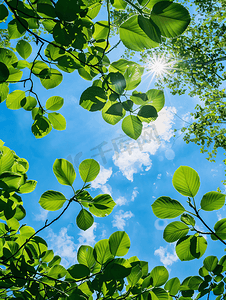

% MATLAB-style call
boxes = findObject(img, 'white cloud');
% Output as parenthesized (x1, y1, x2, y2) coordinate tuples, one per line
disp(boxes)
(154, 246, 178, 267)
(116, 196, 128, 206)
(116, 187, 139, 206)
(112, 210, 134, 230)
(78, 222, 97, 247)
(131, 187, 139, 201)
(91, 166, 112, 194)
(34, 208, 49, 222)
(48, 227, 77, 267)
(157, 174, 162, 180)
(113, 107, 176, 181)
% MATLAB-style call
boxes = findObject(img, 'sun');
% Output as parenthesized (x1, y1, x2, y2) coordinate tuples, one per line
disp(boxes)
(145, 53, 176, 78)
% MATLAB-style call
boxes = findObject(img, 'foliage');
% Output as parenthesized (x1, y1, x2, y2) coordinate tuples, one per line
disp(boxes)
(1, 0, 226, 299)
(1, 142, 226, 299)
(137, 0, 226, 174)
(0, 0, 191, 140)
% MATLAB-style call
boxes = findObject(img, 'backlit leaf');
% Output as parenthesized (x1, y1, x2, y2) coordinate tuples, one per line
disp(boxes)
(39, 190, 67, 211)
(53, 158, 76, 186)
(79, 159, 100, 183)
(152, 196, 185, 219)
(172, 166, 200, 197)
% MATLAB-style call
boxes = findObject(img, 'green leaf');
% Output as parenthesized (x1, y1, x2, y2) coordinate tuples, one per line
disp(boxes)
(127, 264, 142, 287)
(7, 67, 23, 82)
(213, 282, 224, 295)
(77, 245, 96, 269)
(76, 209, 94, 231)
(0, 48, 18, 67)
(16, 40, 32, 60)
(152, 196, 185, 219)
(187, 276, 203, 290)
(14, 205, 26, 221)
(79, 159, 100, 183)
(0, 172, 22, 190)
(94, 239, 114, 265)
(102, 101, 126, 125)
(109, 59, 136, 73)
(150, 266, 169, 287)
(55, 0, 78, 21)
(146, 89, 165, 112)
(172, 166, 200, 197)
(109, 231, 130, 256)
(176, 235, 207, 261)
(46, 96, 64, 111)
(0, 146, 14, 173)
(119, 15, 161, 51)
(203, 256, 218, 272)
(124, 65, 143, 90)
(48, 112, 66, 130)
(0, 4, 8, 22)
(150, 1, 191, 38)
(151, 288, 169, 300)
(41, 250, 54, 263)
(138, 105, 158, 123)
(0, 62, 9, 83)
(212, 218, 226, 240)
(39, 190, 67, 211)
(107, 72, 126, 95)
(110, 0, 127, 9)
(105, 263, 131, 282)
(130, 91, 148, 105)
(200, 192, 225, 211)
(53, 158, 76, 186)
(48, 265, 67, 279)
(6, 90, 25, 110)
(180, 213, 196, 226)
(22, 96, 37, 111)
(164, 277, 180, 296)
(32, 116, 52, 139)
(67, 264, 90, 279)
(8, 18, 28, 39)
(164, 221, 189, 243)
(0, 83, 9, 103)
(39, 68, 63, 89)
(32, 61, 48, 75)
(18, 180, 37, 194)
(122, 115, 143, 140)
(80, 86, 107, 111)
(93, 21, 109, 40)
(89, 194, 116, 217)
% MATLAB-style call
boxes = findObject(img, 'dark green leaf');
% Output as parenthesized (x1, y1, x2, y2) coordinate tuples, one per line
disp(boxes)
(80, 86, 107, 111)
(76, 209, 94, 231)
(0, 62, 9, 83)
(67, 264, 90, 279)
(150, 1, 190, 38)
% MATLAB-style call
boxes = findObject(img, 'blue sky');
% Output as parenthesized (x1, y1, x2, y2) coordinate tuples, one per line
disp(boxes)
(1, 3, 226, 288)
